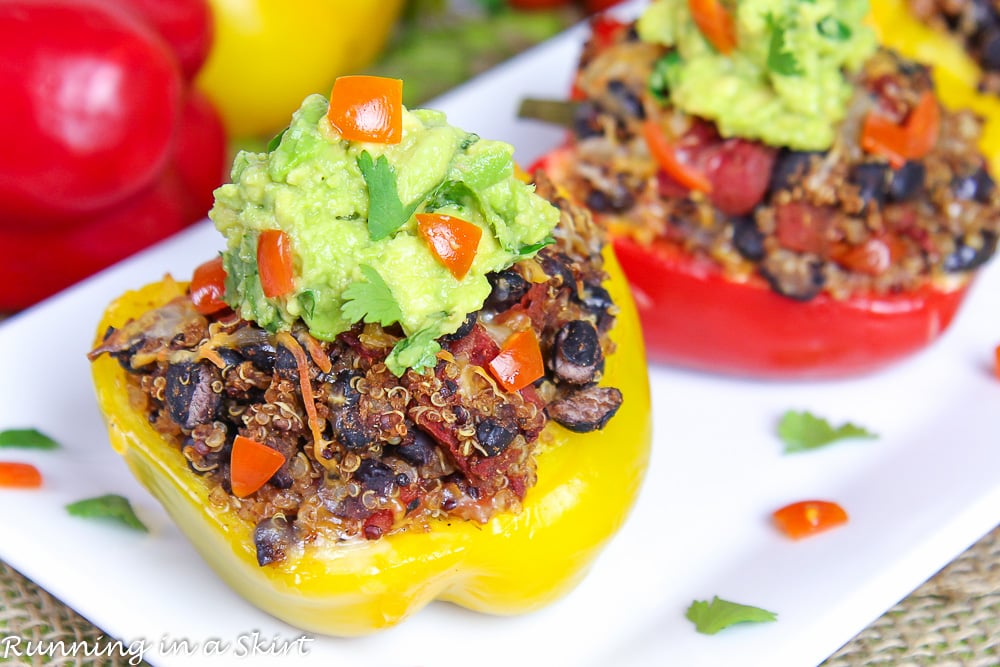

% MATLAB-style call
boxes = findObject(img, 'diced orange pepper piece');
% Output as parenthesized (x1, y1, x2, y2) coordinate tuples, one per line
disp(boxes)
(257, 230, 295, 299)
(416, 213, 483, 280)
(327, 75, 403, 144)
(642, 120, 713, 193)
(862, 91, 940, 168)
(0, 462, 42, 489)
(488, 329, 545, 393)
(688, 0, 737, 54)
(773, 500, 848, 540)
(230, 435, 285, 498)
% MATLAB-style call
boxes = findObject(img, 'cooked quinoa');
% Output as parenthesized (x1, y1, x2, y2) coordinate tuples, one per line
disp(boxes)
(88, 176, 624, 567)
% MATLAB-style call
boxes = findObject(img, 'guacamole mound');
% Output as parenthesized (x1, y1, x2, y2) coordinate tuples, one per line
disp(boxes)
(638, 0, 877, 150)
(210, 94, 559, 375)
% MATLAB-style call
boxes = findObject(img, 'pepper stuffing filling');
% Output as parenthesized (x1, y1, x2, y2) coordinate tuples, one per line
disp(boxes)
(88, 176, 624, 567)
(551, 17, 1000, 301)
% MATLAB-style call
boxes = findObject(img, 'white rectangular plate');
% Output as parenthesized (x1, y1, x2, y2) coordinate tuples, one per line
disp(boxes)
(1, 3, 998, 666)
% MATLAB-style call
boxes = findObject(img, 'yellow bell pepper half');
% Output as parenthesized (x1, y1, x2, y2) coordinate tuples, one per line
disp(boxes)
(195, 0, 405, 137)
(89, 247, 652, 637)
(869, 0, 1000, 176)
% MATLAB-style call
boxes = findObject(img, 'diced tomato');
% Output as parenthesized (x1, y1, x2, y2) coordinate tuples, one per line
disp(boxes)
(775, 202, 834, 255)
(190, 256, 228, 314)
(257, 229, 295, 298)
(362, 509, 394, 540)
(830, 236, 897, 276)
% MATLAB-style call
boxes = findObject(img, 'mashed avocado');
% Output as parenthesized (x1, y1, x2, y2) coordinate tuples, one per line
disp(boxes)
(210, 94, 559, 375)
(638, 0, 877, 150)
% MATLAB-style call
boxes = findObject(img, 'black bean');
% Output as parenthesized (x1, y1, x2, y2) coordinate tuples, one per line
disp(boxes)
(353, 458, 395, 497)
(239, 341, 277, 371)
(731, 216, 766, 262)
(579, 281, 613, 313)
(541, 253, 578, 295)
(850, 162, 889, 210)
(476, 418, 516, 457)
(392, 430, 438, 467)
(572, 101, 603, 139)
(335, 409, 372, 451)
(888, 161, 925, 202)
(395, 473, 410, 487)
(977, 27, 1000, 70)
(606, 79, 645, 120)
(759, 254, 826, 301)
(441, 312, 477, 342)
(943, 231, 998, 272)
(274, 344, 298, 381)
(254, 515, 294, 567)
(552, 320, 602, 385)
(769, 150, 819, 194)
(216, 347, 243, 369)
(547, 386, 623, 433)
(485, 269, 530, 311)
(952, 167, 995, 203)
(585, 189, 614, 213)
(324, 369, 362, 409)
(164, 361, 221, 429)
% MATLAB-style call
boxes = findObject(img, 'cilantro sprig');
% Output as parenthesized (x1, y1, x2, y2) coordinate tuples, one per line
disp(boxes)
(778, 410, 878, 453)
(357, 151, 422, 241)
(686, 596, 778, 635)
(341, 265, 403, 326)
(766, 15, 802, 76)
(817, 16, 851, 41)
(66, 494, 148, 532)
(0, 428, 60, 450)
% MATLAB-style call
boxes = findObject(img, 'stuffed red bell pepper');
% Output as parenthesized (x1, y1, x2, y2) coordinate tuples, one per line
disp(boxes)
(533, 0, 1000, 379)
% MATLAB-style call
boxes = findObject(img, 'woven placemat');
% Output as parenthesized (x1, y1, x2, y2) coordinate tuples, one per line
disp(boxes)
(1, 525, 997, 666)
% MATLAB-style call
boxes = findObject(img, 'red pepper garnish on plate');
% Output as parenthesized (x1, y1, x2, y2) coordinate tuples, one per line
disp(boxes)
(773, 500, 848, 539)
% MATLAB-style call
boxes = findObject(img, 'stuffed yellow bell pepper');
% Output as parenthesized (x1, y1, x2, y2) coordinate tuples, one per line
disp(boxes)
(88, 77, 652, 636)
(870, 0, 1000, 175)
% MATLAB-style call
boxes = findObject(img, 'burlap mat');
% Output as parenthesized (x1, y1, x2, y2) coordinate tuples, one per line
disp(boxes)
(0, 526, 996, 666)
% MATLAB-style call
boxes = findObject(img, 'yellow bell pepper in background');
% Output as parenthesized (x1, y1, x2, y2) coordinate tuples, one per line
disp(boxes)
(196, 0, 405, 137)
(89, 248, 652, 636)
(869, 0, 1000, 176)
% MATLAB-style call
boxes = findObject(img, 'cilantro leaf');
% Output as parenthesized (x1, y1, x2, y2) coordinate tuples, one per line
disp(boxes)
(357, 151, 421, 241)
(0, 428, 59, 450)
(778, 410, 878, 453)
(386, 327, 442, 377)
(649, 50, 682, 101)
(686, 596, 778, 635)
(426, 180, 476, 211)
(817, 16, 851, 41)
(517, 236, 555, 257)
(66, 494, 148, 532)
(767, 16, 802, 76)
(341, 265, 403, 326)
(266, 127, 287, 152)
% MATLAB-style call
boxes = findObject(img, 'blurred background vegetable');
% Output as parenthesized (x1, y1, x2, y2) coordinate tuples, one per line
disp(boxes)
(195, 0, 406, 138)
(0, 0, 227, 312)
(0, 0, 618, 314)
